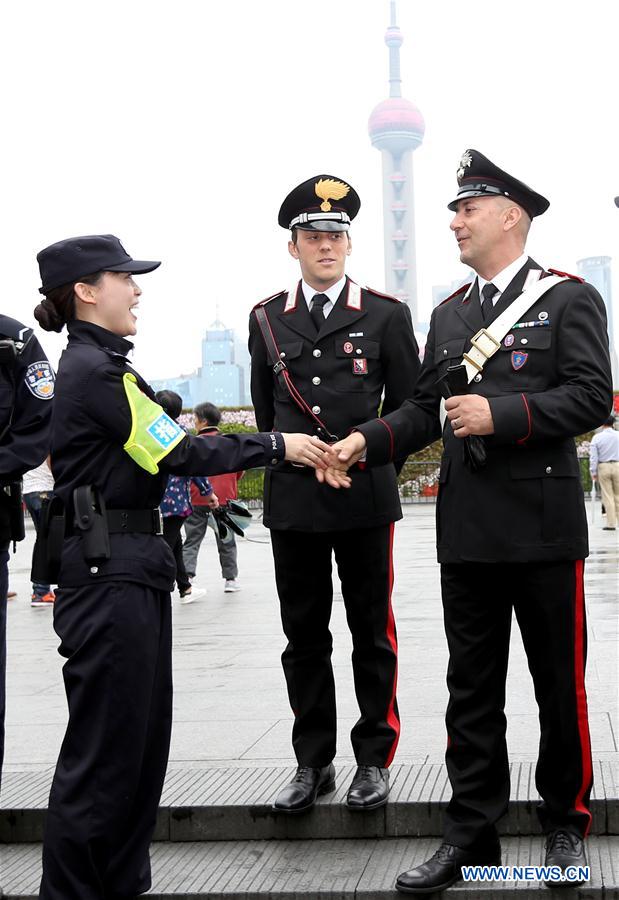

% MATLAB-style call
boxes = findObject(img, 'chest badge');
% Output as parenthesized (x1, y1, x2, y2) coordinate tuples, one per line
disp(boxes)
(538, 311, 548, 321)
(511, 350, 528, 371)
(25, 360, 55, 399)
(504, 334, 515, 347)
(353, 358, 368, 375)
(343, 341, 353, 354)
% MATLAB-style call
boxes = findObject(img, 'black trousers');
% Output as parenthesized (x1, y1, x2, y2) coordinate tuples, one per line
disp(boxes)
(270, 524, 399, 767)
(162, 515, 191, 593)
(39, 580, 173, 900)
(0, 544, 8, 790)
(441, 559, 593, 849)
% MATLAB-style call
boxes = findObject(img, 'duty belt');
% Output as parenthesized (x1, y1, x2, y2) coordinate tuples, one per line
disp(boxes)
(67, 507, 164, 536)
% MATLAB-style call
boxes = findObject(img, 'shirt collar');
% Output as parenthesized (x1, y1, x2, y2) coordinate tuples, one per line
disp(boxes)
(301, 274, 347, 308)
(67, 319, 134, 356)
(477, 253, 529, 300)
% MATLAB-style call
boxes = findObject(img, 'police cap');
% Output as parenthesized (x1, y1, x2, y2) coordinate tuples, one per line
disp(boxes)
(278, 174, 361, 232)
(37, 234, 161, 294)
(447, 149, 549, 219)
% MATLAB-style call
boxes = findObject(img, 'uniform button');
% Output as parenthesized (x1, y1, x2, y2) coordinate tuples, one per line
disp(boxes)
(474, 373, 482, 383)
(90, 566, 99, 575)
(312, 405, 321, 414)
(356, 348, 362, 355)
(520, 338, 528, 345)
(280, 351, 286, 358)
(313, 349, 321, 358)
(443, 349, 448, 355)
(312, 376, 321, 385)
(271, 458, 278, 465)
(545, 466, 552, 474)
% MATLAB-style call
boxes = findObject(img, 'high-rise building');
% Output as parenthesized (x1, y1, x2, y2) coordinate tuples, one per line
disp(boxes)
(368, 0, 425, 327)
(576, 256, 618, 386)
(150, 319, 248, 408)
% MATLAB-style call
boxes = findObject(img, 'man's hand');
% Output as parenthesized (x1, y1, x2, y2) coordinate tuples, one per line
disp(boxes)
(445, 394, 494, 437)
(315, 433, 367, 488)
(283, 433, 332, 468)
(205, 493, 219, 509)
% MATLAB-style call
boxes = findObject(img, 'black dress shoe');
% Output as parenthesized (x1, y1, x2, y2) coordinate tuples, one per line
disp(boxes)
(396, 840, 501, 894)
(272, 764, 336, 814)
(544, 829, 587, 887)
(346, 765, 390, 810)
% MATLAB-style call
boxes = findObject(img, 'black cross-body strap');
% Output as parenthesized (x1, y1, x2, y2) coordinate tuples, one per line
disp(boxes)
(254, 305, 337, 443)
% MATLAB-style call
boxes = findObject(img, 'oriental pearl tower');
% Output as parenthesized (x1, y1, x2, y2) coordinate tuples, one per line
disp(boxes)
(368, 0, 425, 327)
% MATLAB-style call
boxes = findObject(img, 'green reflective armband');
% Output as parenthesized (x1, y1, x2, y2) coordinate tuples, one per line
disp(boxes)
(122, 372, 185, 474)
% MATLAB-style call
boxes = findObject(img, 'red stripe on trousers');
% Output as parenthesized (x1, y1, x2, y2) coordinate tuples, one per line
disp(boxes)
(384, 521, 400, 767)
(573, 558, 593, 835)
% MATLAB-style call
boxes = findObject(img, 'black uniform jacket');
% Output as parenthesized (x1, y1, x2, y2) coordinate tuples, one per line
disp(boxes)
(52, 320, 284, 589)
(249, 277, 420, 531)
(357, 259, 613, 563)
(0, 315, 53, 540)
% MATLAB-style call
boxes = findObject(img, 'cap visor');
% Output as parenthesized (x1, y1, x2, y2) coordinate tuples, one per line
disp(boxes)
(295, 221, 350, 233)
(106, 259, 161, 275)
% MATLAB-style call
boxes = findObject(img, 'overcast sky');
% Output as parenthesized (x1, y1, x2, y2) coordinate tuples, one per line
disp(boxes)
(2, 0, 617, 379)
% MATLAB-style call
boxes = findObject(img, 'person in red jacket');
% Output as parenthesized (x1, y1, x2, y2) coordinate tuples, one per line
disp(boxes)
(183, 402, 244, 592)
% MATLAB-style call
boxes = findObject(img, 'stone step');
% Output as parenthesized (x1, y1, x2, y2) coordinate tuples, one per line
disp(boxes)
(1, 836, 618, 898)
(1, 761, 617, 844)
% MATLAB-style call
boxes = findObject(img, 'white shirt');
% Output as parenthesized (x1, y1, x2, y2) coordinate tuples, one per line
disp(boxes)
(301, 275, 347, 319)
(589, 427, 619, 474)
(23, 460, 54, 494)
(477, 253, 529, 308)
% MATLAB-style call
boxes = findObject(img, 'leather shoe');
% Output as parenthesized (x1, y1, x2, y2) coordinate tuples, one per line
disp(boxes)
(396, 840, 501, 894)
(544, 829, 587, 887)
(272, 764, 336, 814)
(346, 765, 390, 810)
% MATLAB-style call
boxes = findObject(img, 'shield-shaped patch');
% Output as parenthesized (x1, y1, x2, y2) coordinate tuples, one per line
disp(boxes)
(511, 350, 528, 371)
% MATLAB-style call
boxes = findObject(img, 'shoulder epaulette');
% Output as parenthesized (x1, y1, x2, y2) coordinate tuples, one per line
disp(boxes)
(439, 283, 471, 306)
(252, 290, 286, 311)
(547, 268, 585, 283)
(0, 314, 32, 343)
(365, 286, 400, 302)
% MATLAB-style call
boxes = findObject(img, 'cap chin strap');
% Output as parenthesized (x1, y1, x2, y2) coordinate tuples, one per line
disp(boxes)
(289, 211, 351, 228)
(439, 271, 569, 429)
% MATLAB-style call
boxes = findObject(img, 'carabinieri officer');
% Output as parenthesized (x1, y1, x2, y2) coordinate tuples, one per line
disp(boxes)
(33, 234, 331, 900)
(328, 151, 613, 893)
(249, 176, 420, 813)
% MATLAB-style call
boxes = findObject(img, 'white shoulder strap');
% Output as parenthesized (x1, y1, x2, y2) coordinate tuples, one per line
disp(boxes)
(439, 272, 568, 429)
(460, 273, 567, 383)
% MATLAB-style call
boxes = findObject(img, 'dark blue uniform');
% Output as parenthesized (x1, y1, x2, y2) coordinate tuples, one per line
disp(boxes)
(0, 315, 53, 786)
(40, 320, 285, 900)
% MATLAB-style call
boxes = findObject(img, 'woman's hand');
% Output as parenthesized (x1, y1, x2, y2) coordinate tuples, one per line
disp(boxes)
(282, 433, 333, 468)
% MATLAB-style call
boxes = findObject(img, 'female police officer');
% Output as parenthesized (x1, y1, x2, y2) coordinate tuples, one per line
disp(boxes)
(33, 234, 330, 900)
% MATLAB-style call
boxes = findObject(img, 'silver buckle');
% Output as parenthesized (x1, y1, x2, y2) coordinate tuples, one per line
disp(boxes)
(154, 508, 164, 535)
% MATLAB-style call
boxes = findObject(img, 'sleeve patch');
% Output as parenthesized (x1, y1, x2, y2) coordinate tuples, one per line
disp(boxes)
(25, 360, 55, 399)
(147, 413, 183, 449)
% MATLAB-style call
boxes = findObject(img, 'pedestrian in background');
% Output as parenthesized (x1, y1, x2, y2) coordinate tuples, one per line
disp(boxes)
(183, 401, 242, 593)
(155, 390, 212, 602)
(23, 458, 56, 606)
(590, 415, 619, 530)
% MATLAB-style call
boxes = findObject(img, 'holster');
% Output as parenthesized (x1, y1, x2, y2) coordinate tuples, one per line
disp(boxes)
(31, 495, 66, 584)
(438, 364, 487, 472)
(3, 481, 25, 547)
(73, 485, 111, 566)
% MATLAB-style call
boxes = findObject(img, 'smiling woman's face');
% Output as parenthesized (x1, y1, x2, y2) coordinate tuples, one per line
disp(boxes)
(75, 271, 142, 337)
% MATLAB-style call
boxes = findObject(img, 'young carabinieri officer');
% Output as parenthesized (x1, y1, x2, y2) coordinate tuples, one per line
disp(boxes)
(326, 151, 613, 892)
(249, 175, 420, 813)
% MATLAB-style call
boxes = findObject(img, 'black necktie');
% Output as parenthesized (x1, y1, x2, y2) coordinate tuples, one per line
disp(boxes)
(310, 294, 329, 332)
(481, 282, 499, 323)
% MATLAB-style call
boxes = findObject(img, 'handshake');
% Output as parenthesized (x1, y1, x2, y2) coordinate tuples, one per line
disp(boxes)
(281, 432, 367, 488)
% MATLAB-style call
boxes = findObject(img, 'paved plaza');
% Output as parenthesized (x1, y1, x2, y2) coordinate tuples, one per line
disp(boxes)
(4, 504, 618, 775)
